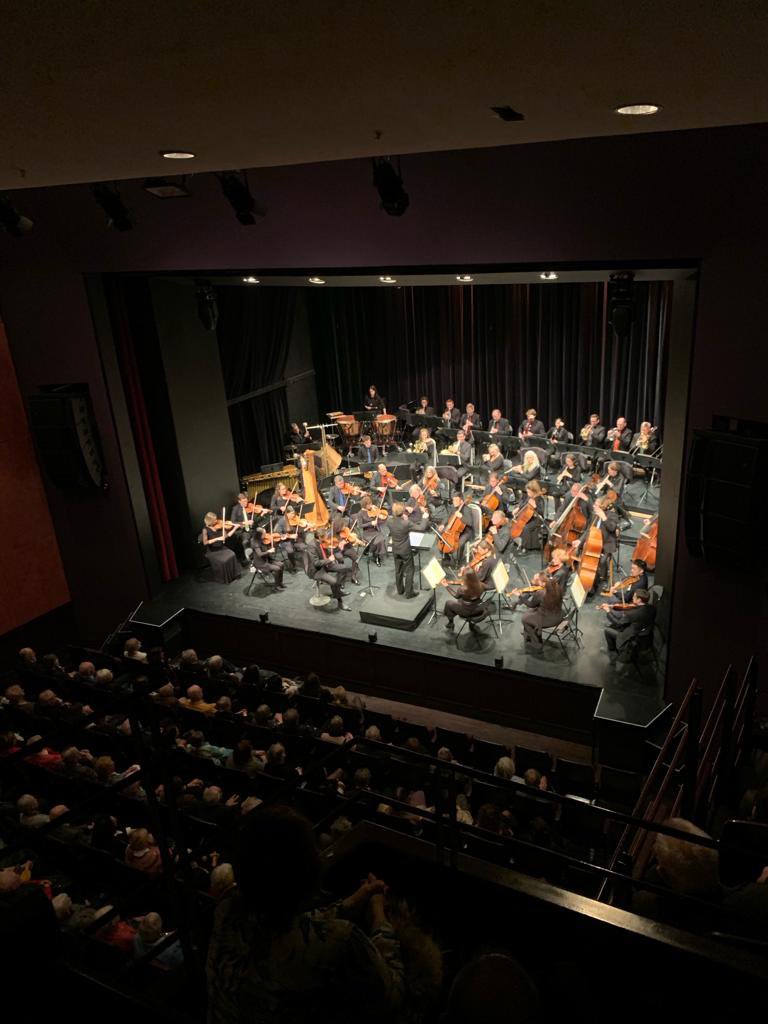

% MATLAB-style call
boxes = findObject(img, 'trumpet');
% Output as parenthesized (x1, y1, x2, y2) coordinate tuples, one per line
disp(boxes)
(440, 442, 459, 455)
(411, 440, 427, 453)
(580, 424, 593, 442)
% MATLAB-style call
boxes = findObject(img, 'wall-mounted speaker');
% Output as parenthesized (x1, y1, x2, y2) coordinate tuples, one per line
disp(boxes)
(27, 385, 106, 490)
(684, 429, 768, 566)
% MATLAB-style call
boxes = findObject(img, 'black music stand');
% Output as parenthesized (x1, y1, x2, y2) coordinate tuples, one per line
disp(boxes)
(634, 454, 662, 503)
(409, 530, 437, 591)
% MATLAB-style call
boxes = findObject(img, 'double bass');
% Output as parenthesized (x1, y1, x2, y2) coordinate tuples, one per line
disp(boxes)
(632, 517, 658, 571)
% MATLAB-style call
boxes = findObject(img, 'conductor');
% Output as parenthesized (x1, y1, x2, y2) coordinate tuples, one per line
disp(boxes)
(388, 502, 417, 599)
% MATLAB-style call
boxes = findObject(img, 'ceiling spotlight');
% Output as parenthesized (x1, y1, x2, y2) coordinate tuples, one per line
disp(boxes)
(308, 277, 326, 285)
(160, 150, 196, 160)
(379, 275, 397, 284)
(142, 177, 189, 198)
(0, 197, 34, 237)
(242, 276, 260, 284)
(615, 103, 660, 116)
(491, 105, 525, 122)
(217, 171, 265, 226)
(91, 183, 132, 231)
(372, 157, 409, 217)
(456, 274, 474, 283)
(540, 271, 558, 281)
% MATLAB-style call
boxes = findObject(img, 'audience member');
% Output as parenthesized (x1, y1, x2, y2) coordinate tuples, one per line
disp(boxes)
(180, 685, 217, 715)
(124, 638, 148, 662)
(18, 794, 50, 828)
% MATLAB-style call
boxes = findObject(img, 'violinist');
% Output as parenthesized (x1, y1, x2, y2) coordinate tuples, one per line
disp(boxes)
(511, 481, 546, 553)
(422, 466, 449, 524)
(306, 529, 353, 610)
(201, 512, 240, 585)
(442, 567, 484, 632)
(404, 485, 429, 530)
(461, 403, 482, 434)
(228, 492, 255, 567)
(372, 463, 398, 496)
(465, 540, 498, 591)
(580, 413, 607, 448)
(356, 434, 380, 466)
(508, 548, 570, 610)
(249, 528, 286, 590)
(280, 510, 310, 574)
(570, 493, 619, 592)
(603, 589, 655, 662)
(350, 495, 387, 566)
(521, 579, 564, 652)
(364, 385, 384, 412)
(548, 418, 570, 444)
(631, 421, 658, 454)
(518, 409, 545, 438)
(606, 417, 632, 453)
(598, 558, 648, 607)
(271, 482, 301, 520)
(328, 474, 360, 514)
(482, 442, 505, 474)
(329, 514, 363, 585)
(441, 398, 461, 427)
(488, 409, 512, 435)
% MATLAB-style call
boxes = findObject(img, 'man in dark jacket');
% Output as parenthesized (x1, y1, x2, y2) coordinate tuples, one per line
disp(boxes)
(388, 503, 417, 598)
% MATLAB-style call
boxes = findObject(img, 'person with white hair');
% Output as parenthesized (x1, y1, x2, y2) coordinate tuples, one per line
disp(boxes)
(123, 637, 147, 662)
(134, 911, 184, 967)
(17, 794, 49, 828)
(180, 684, 217, 715)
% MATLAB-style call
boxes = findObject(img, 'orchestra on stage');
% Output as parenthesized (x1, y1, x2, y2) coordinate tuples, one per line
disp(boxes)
(199, 391, 661, 664)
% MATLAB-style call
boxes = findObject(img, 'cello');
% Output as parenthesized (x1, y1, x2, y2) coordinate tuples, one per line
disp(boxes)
(509, 498, 537, 539)
(437, 503, 467, 555)
(632, 516, 658, 571)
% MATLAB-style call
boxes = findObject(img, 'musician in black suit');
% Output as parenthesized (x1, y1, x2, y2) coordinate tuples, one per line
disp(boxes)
(547, 418, 571, 444)
(571, 493, 619, 592)
(356, 435, 380, 466)
(328, 475, 355, 514)
(388, 503, 417, 598)
(404, 485, 429, 531)
(488, 409, 512, 435)
(364, 385, 385, 412)
(455, 429, 473, 483)
(605, 417, 633, 454)
(487, 510, 512, 556)
(598, 559, 649, 607)
(306, 530, 353, 609)
(228, 493, 253, 566)
(461, 403, 482, 433)
(482, 442, 506, 474)
(508, 547, 570, 610)
(250, 529, 286, 589)
(350, 496, 388, 564)
(474, 471, 512, 514)
(473, 543, 500, 591)
(580, 413, 607, 448)
(518, 409, 546, 438)
(603, 590, 656, 661)
(287, 422, 312, 446)
(440, 399, 462, 427)
(594, 461, 632, 527)
(510, 481, 546, 552)
(631, 422, 659, 455)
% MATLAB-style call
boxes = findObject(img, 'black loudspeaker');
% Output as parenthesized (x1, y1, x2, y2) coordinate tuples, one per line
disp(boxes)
(684, 429, 768, 566)
(608, 270, 635, 339)
(27, 386, 106, 490)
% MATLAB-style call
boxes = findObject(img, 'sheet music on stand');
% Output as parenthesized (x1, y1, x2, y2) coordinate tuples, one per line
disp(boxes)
(422, 556, 446, 625)
(490, 560, 516, 632)
(569, 573, 587, 609)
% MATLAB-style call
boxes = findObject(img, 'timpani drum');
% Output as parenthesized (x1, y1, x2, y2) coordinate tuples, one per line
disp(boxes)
(336, 414, 360, 442)
(375, 413, 397, 444)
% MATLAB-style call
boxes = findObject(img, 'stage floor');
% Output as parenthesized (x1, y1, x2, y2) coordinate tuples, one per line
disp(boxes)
(138, 503, 665, 698)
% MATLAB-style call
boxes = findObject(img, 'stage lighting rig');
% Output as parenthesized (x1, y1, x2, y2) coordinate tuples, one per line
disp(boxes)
(217, 171, 265, 225)
(91, 183, 133, 231)
(0, 196, 34, 236)
(372, 157, 409, 216)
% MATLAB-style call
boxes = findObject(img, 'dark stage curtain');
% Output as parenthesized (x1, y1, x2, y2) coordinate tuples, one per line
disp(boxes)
(307, 282, 671, 435)
(104, 277, 179, 583)
(216, 287, 296, 475)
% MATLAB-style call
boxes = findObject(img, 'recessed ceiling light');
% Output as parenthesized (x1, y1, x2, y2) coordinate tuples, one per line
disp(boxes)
(242, 276, 260, 284)
(540, 271, 558, 281)
(379, 275, 397, 284)
(456, 274, 474, 283)
(308, 277, 326, 285)
(160, 150, 196, 159)
(615, 104, 660, 116)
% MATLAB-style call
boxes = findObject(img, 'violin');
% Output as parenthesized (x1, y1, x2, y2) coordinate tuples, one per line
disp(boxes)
(460, 545, 493, 575)
(601, 575, 636, 596)
(211, 519, 235, 530)
(340, 481, 363, 497)
(245, 501, 265, 515)
(339, 526, 366, 547)
(261, 531, 288, 545)
(607, 602, 635, 611)
(364, 506, 389, 521)
(285, 510, 310, 529)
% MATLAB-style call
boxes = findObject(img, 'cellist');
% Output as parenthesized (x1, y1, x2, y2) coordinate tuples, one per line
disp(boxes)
(570, 492, 619, 594)
(436, 492, 470, 562)
(510, 481, 546, 554)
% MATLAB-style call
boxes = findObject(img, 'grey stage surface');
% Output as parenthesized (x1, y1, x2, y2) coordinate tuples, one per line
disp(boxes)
(138, 512, 665, 697)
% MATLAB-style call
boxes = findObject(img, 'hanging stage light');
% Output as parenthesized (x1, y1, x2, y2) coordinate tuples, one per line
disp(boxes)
(217, 171, 265, 225)
(91, 183, 133, 230)
(372, 157, 409, 216)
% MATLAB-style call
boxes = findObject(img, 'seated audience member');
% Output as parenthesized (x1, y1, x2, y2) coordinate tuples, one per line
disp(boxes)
(56, 746, 98, 782)
(364, 725, 383, 742)
(134, 912, 184, 967)
(4, 684, 34, 716)
(254, 703, 275, 728)
(180, 685, 217, 715)
(123, 638, 148, 662)
(227, 740, 265, 777)
(125, 828, 164, 877)
(206, 806, 405, 1023)
(280, 707, 314, 739)
(320, 716, 352, 745)
(301, 672, 331, 702)
(184, 729, 232, 764)
(72, 660, 97, 683)
(210, 863, 236, 900)
(264, 743, 299, 780)
(493, 757, 521, 782)
(18, 794, 50, 828)
(177, 649, 205, 679)
(52, 892, 112, 932)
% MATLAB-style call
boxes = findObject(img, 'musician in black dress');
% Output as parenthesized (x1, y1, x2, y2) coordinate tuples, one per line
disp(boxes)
(595, 461, 631, 527)
(306, 529, 354, 609)
(508, 547, 570, 610)
(482, 442, 505, 474)
(518, 409, 546, 438)
(411, 396, 435, 437)
(422, 466, 450, 524)
(571, 493, 619, 592)
(440, 398, 462, 427)
(201, 512, 240, 584)
(551, 454, 583, 511)
(356, 434, 380, 467)
(388, 503, 417, 598)
(510, 481, 546, 552)
(250, 528, 286, 589)
(521, 579, 564, 651)
(598, 559, 649, 607)
(471, 542, 499, 591)
(603, 589, 656, 661)
(271, 482, 300, 523)
(507, 449, 542, 499)
(488, 409, 512, 435)
(442, 567, 484, 631)
(547, 418, 570, 444)
(350, 495, 388, 565)
(364, 386, 385, 412)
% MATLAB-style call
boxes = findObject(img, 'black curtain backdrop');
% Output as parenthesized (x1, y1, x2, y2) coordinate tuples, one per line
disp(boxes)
(306, 282, 671, 435)
(216, 286, 297, 475)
